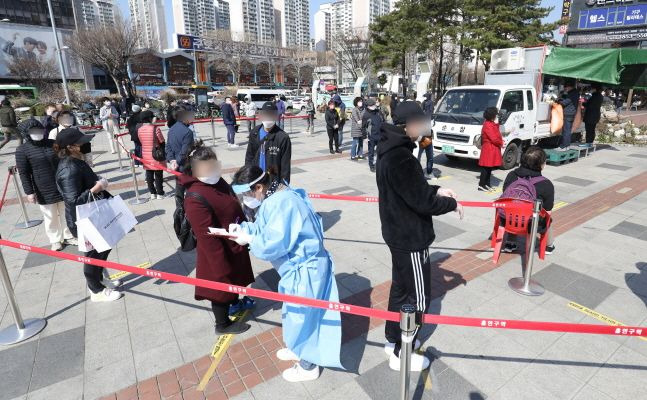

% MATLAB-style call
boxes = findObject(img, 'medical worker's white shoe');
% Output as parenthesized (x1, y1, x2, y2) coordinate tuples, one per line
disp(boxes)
(276, 348, 300, 361)
(282, 363, 320, 382)
(384, 339, 422, 355)
(90, 288, 123, 302)
(389, 352, 430, 372)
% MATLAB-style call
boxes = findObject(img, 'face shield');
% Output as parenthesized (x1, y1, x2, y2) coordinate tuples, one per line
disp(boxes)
(232, 172, 266, 220)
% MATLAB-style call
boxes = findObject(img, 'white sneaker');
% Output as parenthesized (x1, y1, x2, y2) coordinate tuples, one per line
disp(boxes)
(384, 340, 422, 355)
(101, 278, 122, 289)
(276, 348, 300, 361)
(231, 143, 239, 148)
(63, 237, 78, 246)
(90, 288, 123, 302)
(51, 242, 63, 251)
(150, 194, 157, 200)
(389, 352, 430, 372)
(282, 363, 320, 382)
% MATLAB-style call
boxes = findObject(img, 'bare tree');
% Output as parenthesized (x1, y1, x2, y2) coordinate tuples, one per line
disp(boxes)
(65, 14, 141, 93)
(203, 29, 251, 85)
(331, 30, 370, 81)
(7, 56, 59, 95)
(289, 47, 316, 90)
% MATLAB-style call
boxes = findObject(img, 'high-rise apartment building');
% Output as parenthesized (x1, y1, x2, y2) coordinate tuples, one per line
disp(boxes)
(229, 0, 276, 44)
(74, 0, 116, 27)
(129, 0, 167, 50)
(330, 0, 352, 39)
(313, 3, 331, 51)
(216, 0, 230, 30)
(275, 0, 310, 49)
(352, 0, 391, 32)
(172, 0, 216, 37)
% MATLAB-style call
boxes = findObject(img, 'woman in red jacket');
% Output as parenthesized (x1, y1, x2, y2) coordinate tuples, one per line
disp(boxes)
(180, 142, 255, 334)
(478, 107, 504, 191)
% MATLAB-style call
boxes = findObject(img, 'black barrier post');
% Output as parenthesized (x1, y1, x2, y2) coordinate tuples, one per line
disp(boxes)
(508, 199, 545, 296)
(10, 167, 42, 229)
(399, 304, 417, 400)
(0, 247, 46, 345)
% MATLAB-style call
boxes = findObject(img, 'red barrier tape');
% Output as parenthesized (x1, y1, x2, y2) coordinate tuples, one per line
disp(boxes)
(1, 237, 646, 338)
(79, 115, 310, 131)
(0, 169, 12, 213)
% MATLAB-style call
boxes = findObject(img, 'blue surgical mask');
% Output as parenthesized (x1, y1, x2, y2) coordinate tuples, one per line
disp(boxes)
(243, 196, 262, 209)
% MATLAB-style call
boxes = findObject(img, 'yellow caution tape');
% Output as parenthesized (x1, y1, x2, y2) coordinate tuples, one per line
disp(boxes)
(553, 201, 569, 211)
(567, 301, 647, 342)
(198, 309, 250, 391)
(109, 262, 151, 280)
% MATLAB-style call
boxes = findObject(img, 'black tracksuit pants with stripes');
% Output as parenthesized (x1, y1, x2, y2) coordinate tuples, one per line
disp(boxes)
(385, 247, 432, 356)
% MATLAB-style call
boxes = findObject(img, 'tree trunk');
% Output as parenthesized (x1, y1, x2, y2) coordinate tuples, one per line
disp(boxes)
(474, 50, 479, 84)
(437, 39, 444, 98)
(457, 41, 464, 86)
(401, 52, 407, 98)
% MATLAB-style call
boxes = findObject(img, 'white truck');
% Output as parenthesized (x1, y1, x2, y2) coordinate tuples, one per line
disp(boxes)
(432, 46, 565, 170)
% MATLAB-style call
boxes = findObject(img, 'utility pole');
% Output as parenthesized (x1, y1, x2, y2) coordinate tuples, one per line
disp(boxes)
(46, 0, 71, 104)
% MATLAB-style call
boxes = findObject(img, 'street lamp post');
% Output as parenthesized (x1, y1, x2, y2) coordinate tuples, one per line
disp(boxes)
(46, 0, 71, 104)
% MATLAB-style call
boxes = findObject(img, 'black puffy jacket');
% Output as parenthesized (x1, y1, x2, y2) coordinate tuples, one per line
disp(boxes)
(244, 124, 292, 184)
(55, 156, 111, 237)
(15, 138, 62, 205)
(376, 123, 457, 251)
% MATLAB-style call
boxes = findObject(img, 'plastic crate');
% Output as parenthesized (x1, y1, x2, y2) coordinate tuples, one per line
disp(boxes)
(544, 149, 579, 165)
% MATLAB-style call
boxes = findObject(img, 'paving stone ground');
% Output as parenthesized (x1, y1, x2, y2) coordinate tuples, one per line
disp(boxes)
(1, 116, 647, 400)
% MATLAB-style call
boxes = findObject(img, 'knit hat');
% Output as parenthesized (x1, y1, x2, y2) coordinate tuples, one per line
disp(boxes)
(392, 101, 427, 125)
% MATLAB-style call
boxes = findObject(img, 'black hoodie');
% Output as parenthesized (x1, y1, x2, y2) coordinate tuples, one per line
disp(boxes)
(244, 124, 292, 184)
(376, 123, 458, 251)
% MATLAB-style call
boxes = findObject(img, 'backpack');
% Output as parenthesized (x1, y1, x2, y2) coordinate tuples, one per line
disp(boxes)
(498, 175, 546, 218)
(173, 191, 220, 252)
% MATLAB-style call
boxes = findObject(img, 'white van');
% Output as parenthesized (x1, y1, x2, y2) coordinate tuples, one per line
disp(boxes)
(237, 89, 286, 108)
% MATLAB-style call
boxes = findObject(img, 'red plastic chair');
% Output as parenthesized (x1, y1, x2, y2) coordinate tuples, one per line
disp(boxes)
(491, 198, 552, 264)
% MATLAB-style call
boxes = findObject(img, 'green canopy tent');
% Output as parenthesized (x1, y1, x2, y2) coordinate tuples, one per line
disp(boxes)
(542, 47, 647, 89)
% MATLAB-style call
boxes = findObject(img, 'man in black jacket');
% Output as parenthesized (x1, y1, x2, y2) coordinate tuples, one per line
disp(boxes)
(244, 102, 292, 183)
(361, 98, 384, 172)
(126, 104, 142, 166)
(583, 84, 603, 145)
(558, 81, 580, 149)
(377, 101, 463, 372)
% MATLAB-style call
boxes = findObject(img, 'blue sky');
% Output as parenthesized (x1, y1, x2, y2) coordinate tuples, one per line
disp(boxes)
(116, 0, 564, 47)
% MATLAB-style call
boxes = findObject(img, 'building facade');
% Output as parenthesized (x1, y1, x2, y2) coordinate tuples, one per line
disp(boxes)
(129, 0, 167, 50)
(275, 0, 310, 49)
(331, 0, 352, 39)
(229, 0, 276, 44)
(314, 3, 332, 51)
(216, 0, 231, 30)
(0, 0, 76, 29)
(352, 0, 392, 32)
(171, 0, 216, 37)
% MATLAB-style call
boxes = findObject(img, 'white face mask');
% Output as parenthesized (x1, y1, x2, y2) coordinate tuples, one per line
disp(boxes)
(368, 106, 377, 111)
(29, 133, 45, 141)
(243, 196, 262, 209)
(357, 102, 363, 108)
(197, 161, 222, 185)
(104, 101, 111, 106)
(262, 120, 275, 130)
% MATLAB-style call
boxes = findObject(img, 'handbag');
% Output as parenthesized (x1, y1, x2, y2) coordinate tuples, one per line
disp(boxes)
(174, 191, 222, 252)
(152, 127, 166, 162)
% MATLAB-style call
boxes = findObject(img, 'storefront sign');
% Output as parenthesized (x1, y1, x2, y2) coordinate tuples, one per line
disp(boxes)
(177, 34, 296, 59)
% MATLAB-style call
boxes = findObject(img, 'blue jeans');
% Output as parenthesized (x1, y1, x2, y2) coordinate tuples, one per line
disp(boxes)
(278, 116, 285, 130)
(368, 140, 377, 167)
(225, 124, 236, 144)
(299, 359, 317, 371)
(134, 142, 142, 166)
(417, 145, 433, 174)
(560, 117, 574, 149)
(351, 137, 364, 158)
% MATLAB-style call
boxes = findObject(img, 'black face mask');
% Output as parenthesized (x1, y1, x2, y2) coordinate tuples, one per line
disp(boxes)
(80, 143, 91, 154)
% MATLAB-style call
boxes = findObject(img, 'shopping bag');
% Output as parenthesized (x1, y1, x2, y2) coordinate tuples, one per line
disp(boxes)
(76, 197, 108, 252)
(76, 195, 137, 252)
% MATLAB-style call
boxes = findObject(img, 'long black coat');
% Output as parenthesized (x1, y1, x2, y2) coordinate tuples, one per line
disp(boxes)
(583, 92, 603, 125)
(55, 156, 111, 237)
(15, 139, 63, 205)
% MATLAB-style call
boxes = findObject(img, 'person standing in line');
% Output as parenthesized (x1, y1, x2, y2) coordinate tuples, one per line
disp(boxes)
(244, 96, 257, 133)
(43, 104, 57, 133)
(228, 165, 342, 382)
(99, 98, 119, 154)
(276, 95, 287, 130)
(478, 107, 503, 191)
(0, 99, 21, 151)
(221, 97, 238, 148)
(614, 92, 624, 117)
(350, 97, 365, 161)
(231, 97, 241, 135)
(332, 93, 346, 147)
(325, 100, 341, 154)
(166, 109, 196, 206)
(376, 101, 463, 372)
(54, 128, 123, 302)
(557, 81, 580, 150)
(138, 111, 166, 200)
(126, 104, 143, 166)
(15, 119, 76, 251)
(583, 84, 603, 145)
(180, 143, 256, 333)
(389, 93, 399, 119)
(304, 98, 315, 135)
(245, 102, 292, 184)
(48, 110, 93, 167)
(166, 101, 180, 128)
(362, 98, 384, 173)
(418, 93, 435, 179)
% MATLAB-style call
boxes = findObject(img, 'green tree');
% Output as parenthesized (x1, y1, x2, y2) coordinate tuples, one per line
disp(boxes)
(461, 0, 558, 72)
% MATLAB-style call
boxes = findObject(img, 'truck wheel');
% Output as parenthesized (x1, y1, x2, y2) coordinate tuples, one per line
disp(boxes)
(502, 143, 520, 170)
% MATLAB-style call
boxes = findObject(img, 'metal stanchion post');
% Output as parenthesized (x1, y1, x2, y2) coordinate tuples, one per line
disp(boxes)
(289, 116, 293, 134)
(115, 134, 125, 170)
(399, 304, 417, 400)
(210, 116, 216, 144)
(0, 247, 47, 345)
(128, 151, 148, 205)
(11, 167, 42, 229)
(508, 199, 545, 296)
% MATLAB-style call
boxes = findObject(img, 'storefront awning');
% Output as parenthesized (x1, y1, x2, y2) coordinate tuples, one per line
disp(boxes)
(543, 47, 647, 89)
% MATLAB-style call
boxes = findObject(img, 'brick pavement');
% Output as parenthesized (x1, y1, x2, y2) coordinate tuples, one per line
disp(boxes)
(98, 170, 647, 400)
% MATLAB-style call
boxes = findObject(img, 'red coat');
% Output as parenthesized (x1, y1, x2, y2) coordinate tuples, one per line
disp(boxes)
(138, 123, 167, 170)
(180, 175, 255, 303)
(478, 120, 503, 167)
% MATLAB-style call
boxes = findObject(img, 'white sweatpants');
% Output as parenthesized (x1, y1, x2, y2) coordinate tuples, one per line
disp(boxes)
(39, 202, 73, 244)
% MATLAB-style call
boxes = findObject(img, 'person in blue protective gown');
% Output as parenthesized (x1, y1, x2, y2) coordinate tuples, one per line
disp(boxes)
(227, 165, 343, 383)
